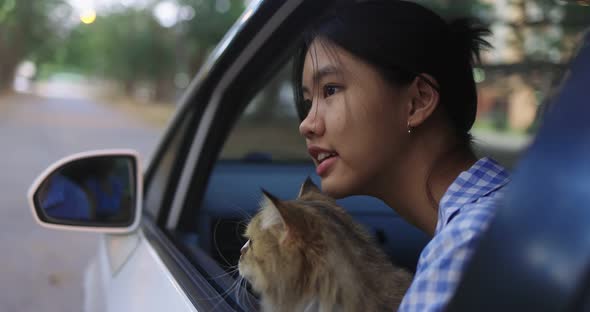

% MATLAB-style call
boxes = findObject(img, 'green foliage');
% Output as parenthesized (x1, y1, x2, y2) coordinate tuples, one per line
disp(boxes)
(61, 9, 175, 81)
(1, 0, 588, 103)
(175, 0, 246, 75)
(417, 0, 494, 20)
(0, 0, 69, 90)
(0, 0, 17, 23)
(179, 0, 245, 46)
(39, 0, 246, 100)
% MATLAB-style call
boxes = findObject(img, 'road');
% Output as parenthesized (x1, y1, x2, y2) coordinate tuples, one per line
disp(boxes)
(0, 92, 164, 312)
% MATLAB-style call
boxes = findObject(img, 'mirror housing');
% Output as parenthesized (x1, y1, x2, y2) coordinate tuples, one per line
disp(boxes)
(27, 149, 143, 234)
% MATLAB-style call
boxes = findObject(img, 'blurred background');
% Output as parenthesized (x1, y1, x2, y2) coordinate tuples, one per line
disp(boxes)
(0, 1, 248, 311)
(0, 0, 588, 311)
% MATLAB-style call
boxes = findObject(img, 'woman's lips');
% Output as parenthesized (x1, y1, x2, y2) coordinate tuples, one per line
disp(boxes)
(307, 146, 338, 176)
(316, 155, 338, 176)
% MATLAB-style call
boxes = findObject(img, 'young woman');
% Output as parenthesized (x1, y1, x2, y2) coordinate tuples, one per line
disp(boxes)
(294, 1, 510, 310)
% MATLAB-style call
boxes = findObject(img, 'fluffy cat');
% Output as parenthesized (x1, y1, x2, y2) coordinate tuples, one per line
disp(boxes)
(238, 178, 413, 312)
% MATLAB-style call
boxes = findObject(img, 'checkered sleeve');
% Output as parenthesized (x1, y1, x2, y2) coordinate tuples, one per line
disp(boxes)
(397, 203, 496, 312)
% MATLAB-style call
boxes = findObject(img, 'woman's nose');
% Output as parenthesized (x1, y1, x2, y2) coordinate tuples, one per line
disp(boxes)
(299, 104, 325, 138)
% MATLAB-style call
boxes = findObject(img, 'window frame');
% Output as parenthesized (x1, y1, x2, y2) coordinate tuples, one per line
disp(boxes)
(165, 0, 338, 232)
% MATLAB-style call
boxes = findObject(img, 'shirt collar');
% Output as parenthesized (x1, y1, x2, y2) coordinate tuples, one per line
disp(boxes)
(435, 157, 510, 234)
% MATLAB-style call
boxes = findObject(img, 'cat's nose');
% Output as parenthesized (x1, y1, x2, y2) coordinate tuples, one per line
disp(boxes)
(240, 240, 250, 255)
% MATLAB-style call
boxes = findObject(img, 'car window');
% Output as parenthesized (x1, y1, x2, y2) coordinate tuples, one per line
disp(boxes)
(220, 63, 307, 162)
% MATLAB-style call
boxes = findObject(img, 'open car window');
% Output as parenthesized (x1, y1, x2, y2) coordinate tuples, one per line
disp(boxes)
(220, 64, 308, 162)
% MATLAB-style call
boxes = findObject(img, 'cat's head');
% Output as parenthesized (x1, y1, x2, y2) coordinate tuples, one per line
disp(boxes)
(238, 177, 344, 295)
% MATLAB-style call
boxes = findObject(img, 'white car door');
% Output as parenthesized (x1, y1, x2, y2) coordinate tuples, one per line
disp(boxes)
(84, 233, 198, 312)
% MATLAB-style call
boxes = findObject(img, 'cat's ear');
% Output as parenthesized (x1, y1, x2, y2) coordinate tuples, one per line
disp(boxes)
(260, 189, 304, 244)
(297, 177, 321, 198)
(260, 189, 289, 230)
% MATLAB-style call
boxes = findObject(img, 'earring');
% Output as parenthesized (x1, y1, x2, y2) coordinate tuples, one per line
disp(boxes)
(407, 122, 412, 134)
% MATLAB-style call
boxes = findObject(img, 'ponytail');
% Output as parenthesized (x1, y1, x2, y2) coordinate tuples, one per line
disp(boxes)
(449, 17, 493, 65)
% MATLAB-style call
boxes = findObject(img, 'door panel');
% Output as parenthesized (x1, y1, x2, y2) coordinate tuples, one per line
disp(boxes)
(84, 232, 199, 312)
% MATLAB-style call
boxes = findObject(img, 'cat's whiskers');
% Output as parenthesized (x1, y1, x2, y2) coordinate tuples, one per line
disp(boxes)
(211, 200, 254, 269)
(213, 219, 243, 267)
(235, 276, 244, 307)
(208, 276, 245, 312)
(195, 275, 244, 305)
(241, 278, 252, 309)
(243, 279, 259, 310)
(206, 266, 239, 281)
(215, 196, 255, 220)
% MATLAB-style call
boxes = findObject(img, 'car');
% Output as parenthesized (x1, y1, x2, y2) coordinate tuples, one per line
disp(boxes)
(27, 0, 590, 311)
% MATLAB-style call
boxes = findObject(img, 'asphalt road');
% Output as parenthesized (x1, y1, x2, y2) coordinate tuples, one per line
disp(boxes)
(0, 93, 164, 312)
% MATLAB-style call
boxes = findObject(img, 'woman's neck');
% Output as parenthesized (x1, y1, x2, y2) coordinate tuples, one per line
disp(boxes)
(376, 132, 476, 236)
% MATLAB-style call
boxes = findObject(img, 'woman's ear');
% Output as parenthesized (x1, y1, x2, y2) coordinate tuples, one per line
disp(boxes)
(407, 74, 440, 128)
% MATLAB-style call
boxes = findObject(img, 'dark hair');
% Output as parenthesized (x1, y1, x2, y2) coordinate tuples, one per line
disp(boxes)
(293, 0, 492, 143)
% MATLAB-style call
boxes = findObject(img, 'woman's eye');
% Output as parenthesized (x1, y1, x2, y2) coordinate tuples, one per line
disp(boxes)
(323, 85, 340, 98)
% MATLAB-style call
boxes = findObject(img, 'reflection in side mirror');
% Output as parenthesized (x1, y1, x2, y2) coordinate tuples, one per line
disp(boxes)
(28, 150, 142, 233)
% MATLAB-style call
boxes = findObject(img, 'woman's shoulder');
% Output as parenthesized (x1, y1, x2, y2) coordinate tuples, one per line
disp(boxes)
(436, 156, 510, 233)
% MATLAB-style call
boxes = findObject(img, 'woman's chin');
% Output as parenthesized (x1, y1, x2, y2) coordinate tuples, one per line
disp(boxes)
(320, 178, 353, 199)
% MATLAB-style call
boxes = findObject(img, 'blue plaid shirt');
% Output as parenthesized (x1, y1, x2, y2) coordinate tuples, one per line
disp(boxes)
(398, 157, 510, 312)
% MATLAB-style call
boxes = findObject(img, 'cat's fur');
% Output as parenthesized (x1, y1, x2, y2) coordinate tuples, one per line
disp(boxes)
(238, 178, 413, 312)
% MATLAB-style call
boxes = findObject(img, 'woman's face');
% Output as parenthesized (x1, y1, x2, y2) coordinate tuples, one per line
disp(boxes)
(299, 39, 412, 198)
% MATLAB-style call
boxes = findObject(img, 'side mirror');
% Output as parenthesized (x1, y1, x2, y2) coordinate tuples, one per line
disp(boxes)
(27, 149, 142, 233)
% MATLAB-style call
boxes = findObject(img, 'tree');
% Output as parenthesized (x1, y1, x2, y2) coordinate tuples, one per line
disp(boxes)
(56, 7, 177, 101)
(177, 0, 246, 76)
(0, 0, 69, 92)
